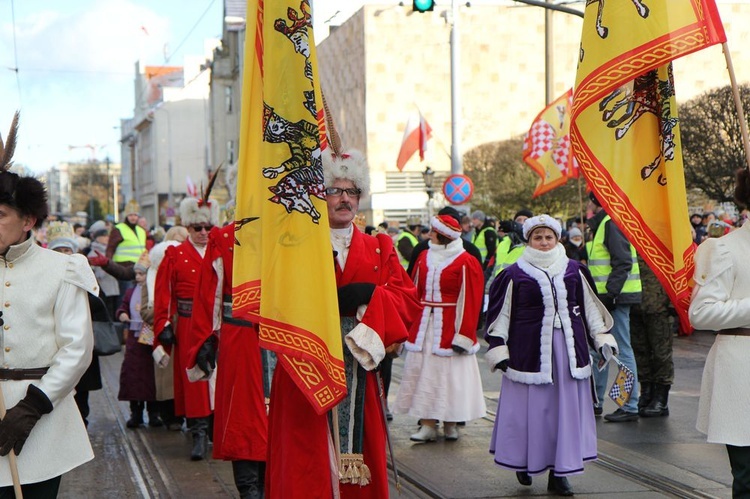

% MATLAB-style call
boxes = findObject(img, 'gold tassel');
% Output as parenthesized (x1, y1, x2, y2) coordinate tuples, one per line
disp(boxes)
(339, 454, 371, 486)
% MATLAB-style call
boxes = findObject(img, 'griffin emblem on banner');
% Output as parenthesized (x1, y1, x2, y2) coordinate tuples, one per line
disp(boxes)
(586, 0, 650, 39)
(597, 65, 677, 186)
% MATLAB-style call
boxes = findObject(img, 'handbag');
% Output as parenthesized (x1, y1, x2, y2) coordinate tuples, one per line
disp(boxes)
(92, 296, 123, 356)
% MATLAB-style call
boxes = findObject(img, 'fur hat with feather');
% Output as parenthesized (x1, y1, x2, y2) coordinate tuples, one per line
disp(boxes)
(320, 93, 370, 194)
(0, 112, 48, 227)
(180, 164, 222, 227)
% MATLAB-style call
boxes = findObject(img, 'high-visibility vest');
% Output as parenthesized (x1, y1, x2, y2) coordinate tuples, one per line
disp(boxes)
(585, 215, 642, 295)
(473, 226, 497, 262)
(397, 231, 419, 269)
(113, 223, 147, 263)
(493, 243, 524, 277)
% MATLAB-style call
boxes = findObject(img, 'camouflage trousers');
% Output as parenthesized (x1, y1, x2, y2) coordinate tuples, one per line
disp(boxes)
(630, 305, 674, 384)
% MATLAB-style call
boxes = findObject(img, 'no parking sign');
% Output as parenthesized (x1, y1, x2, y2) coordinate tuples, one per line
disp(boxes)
(442, 174, 474, 205)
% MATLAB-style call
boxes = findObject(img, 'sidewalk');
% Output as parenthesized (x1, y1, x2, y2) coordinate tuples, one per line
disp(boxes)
(387, 330, 733, 498)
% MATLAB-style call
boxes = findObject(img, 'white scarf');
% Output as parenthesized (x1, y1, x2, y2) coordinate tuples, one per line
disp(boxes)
(521, 243, 568, 276)
(331, 224, 354, 269)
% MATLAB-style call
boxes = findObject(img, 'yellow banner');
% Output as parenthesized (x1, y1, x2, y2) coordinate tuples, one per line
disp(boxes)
(572, 0, 726, 332)
(523, 89, 574, 198)
(233, 0, 346, 413)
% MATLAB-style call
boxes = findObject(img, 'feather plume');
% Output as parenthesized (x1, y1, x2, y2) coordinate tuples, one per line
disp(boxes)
(203, 162, 223, 201)
(0, 111, 20, 172)
(322, 92, 342, 158)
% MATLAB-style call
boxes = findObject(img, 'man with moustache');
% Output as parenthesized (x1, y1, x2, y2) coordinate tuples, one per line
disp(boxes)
(265, 149, 422, 499)
(153, 195, 219, 461)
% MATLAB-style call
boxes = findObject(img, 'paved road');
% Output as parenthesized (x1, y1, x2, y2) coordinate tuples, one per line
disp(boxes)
(56, 330, 731, 498)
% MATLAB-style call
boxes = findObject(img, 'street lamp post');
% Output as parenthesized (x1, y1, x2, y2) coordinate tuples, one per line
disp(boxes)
(422, 166, 435, 221)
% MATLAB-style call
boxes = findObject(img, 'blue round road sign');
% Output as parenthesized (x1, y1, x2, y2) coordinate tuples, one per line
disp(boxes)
(442, 174, 474, 205)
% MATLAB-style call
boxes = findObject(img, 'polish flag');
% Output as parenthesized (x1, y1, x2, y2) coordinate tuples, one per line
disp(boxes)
(396, 111, 432, 171)
(186, 176, 198, 198)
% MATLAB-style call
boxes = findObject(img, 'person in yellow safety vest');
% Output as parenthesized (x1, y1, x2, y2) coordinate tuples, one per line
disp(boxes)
(586, 192, 642, 423)
(103, 199, 148, 306)
(397, 217, 423, 269)
(492, 210, 534, 279)
(471, 210, 498, 274)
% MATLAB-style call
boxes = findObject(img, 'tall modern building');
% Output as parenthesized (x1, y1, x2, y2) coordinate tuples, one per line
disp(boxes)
(317, 2, 750, 224)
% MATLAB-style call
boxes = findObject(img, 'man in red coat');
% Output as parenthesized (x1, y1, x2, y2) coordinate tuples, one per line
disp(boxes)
(153, 196, 219, 461)
(265, 149, 422, 499)
(186, 222, 269, 498)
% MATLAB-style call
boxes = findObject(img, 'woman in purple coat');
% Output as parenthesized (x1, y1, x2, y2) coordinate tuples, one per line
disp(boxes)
(485, 215, 616, 496)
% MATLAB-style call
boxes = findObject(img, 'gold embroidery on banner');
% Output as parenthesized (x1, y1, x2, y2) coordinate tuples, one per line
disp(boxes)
(260, 324, 346, 386)
(233, 286, 261, 310)
(282, 354, 342, 409)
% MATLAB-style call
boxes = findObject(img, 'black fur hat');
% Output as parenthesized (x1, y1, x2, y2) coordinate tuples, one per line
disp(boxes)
(0, 112, 48, 228)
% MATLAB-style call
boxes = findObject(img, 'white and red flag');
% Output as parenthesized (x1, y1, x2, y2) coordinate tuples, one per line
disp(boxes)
(186, 176, 198, 198)
(396, 111, 432, 171)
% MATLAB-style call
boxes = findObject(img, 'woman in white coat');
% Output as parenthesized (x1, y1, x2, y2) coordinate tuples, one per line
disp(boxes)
(690, 168, 750, 497)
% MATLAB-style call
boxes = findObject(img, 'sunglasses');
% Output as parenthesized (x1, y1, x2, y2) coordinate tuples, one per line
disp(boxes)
(325, 187, 362, 197)
(190, 224, 214, 233)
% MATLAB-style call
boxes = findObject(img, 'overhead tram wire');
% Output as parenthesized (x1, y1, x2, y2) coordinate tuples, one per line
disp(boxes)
(10, 0, 22, 106)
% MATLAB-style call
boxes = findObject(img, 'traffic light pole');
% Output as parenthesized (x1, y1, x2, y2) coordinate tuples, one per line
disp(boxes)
(450, 0, 462, 175)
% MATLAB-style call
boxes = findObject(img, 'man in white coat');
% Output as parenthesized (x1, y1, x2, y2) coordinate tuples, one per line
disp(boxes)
(0, 112, 96, 497)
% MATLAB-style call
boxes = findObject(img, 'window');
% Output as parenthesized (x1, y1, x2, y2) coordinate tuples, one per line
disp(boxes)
(225, 86, 233, 114)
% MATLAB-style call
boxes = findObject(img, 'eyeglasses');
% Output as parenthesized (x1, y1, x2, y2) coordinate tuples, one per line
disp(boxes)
(325, 187, 361, 198)
(190, 224, 214, 233)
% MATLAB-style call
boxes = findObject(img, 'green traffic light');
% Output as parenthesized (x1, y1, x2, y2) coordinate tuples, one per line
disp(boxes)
(413, 0, 435, 13)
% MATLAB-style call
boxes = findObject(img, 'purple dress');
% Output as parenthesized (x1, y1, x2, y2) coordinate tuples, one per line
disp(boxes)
(117, 285, 156, 401)
(489, 327, 597, 476)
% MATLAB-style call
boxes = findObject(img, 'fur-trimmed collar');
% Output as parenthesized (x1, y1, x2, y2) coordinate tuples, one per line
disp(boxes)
(427, 237, 463, 263)
(520, 243, 567, 276)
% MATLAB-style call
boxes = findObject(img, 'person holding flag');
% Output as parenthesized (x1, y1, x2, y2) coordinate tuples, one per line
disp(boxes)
(264, 149, 421, 498)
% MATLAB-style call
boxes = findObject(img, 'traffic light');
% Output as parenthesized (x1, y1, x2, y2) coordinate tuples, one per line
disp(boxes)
(413, 0, 435, 13)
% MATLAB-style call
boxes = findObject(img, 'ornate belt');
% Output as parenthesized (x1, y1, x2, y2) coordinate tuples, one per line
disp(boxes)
(718, 327, 750, 336)
(0, 367, 49, 380)
(222, 295, 254, 327)
(421, 301, 457, 308)
(177, 299, 193, 317)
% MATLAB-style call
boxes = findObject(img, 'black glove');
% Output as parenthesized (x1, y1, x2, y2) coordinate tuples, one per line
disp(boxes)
(337, 283, 376, 315)
(158, 324, 176, 346)
(599, 294, 616, 311)
(451, 345, 466, 354)
(496, 360, 509, 372)
(0, 385, 53, 456)
(196, 335, 218, 374)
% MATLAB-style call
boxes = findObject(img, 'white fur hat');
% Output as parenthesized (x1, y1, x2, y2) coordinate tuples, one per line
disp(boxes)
(522, 214, 562, 240)
(180, 197, 220, 227)
(322, 148, 370, 194)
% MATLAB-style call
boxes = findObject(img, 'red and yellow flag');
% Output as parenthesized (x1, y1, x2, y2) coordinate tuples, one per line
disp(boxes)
(232, 0, 346, 413)
(571, 1, 726, 332)
(523, 89, 577, 198)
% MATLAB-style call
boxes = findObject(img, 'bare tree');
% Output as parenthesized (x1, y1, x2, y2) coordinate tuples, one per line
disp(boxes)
(680, 84, 750, 203)
(463, 137, 586, 222)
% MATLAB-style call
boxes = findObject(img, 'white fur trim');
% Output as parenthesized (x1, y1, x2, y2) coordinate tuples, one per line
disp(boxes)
(344, 322, 385, 371)
(486, 345, 509, 372)
(322, 148, 370, 193)
(452, 334, 476, 352)
(593, 333, 618, 355)
(180, 197, 220, 226)
(186, 364, 212, 382)
(522, 214, 562, 240)
(431, 216, 462, 239)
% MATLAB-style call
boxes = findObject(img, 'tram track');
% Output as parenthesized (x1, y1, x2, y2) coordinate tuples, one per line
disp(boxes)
(387, 370, 721, 499)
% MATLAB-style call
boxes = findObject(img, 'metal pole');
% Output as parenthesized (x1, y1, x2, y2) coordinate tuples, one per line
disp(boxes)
(164, 108, 174, 209)
(450, 0, 462, 175)
(545, 0, 553, 105)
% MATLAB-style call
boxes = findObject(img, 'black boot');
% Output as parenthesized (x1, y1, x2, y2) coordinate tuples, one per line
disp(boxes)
(233, 460, 266, 499)
(147, 401, 164, 427)
(637, 382, 654, 415)
(189, 418, 209, 461)
(547, 471, 573, 496)
(516, 471, 532, 486)
(126, 401, 144, 429)
(641, 383, 670, 417)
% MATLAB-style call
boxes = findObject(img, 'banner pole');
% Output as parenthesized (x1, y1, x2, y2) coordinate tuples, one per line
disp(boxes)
(0, 389, 23, 498)
(722, 42, 750, 172)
